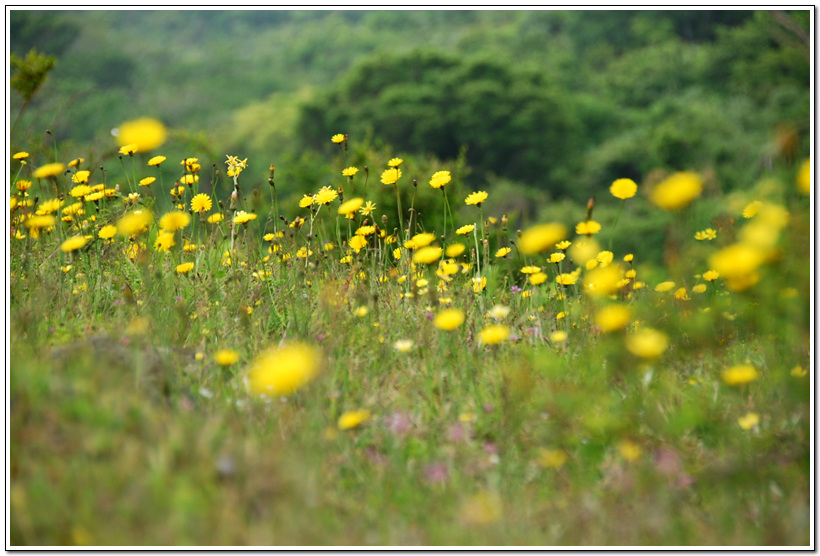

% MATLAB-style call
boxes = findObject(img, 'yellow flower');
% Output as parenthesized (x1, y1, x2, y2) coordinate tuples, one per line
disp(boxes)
(225, 155, 248, 177)
(555, 273, 578, 286)
(159, 211, 191, 232)
(349, 235, 368, 253)
(649, 172, 703, 210)
(16, 180, 32, 192)
(355, 225, 375, 236)
(388, 157, 403, 167)
(708, 244, 764, 283)
(445, 243, 466, 257)
(245, 342, 322, 397)
(742, 200, 762, 219)
(465, 191, 488, 206)
(692, 284, 707, 293)
(737, 412, 760, 430)
(98, 224, 117, 239)
(338, 197, 364, 215)
(71, 170, 90, 184)
(623, 253, 634, 262)
(85, 191, 104, 202)
(215, 349, 240, 367)
(472, 276, 487, 292)
(331, 133, 345, 144)
(596, 251, 614, 266)
(380, 167, 402, 185)
(410, 232, 436, 248)
(548, 253, 565, 264)
(314, 186, 338, 205)
(137, 176, 155, 187)
(170, 185, 186, 197)
(495, 247, 511, 258)
(32, 162, 66, 179)
(797, 158, 810, 195)
(191, 193, 212, 213)
(342, 166, 359, 177)
(207, 213, 223, 224)
(180, 157, 200, 173)
(537, 448, 568, 469)
(338, 409, 371, 430)
(520, 266, 541, 274)
(702, 270, 720, 282)
(434, 308, 465, 331)
(610, 178, 638, 199)
(576, 220, 601, 236)
(154, 231, 176, 252)
(674, 287, 690, 300)
(519, 223, 567, 255)
(70, 185, 93, 198)
(595, 304, 631, 333)
(393, 339, 414, 353)
(790, 365, 807, 378)
(529, 272, 548, 285)
(654, 281, 676, 292)
(478, 324, 510, 345)
(429, 170, 452, 189)
(176, 262, 195, 274)
(116, 118, 167, 152)
(359, 201, 376, 215)
(13, 151, 29, 160)
(118, 144, 139, 156)
(617, 440, 642, 461)
(178, 175, 199, 185)
(550, 331, 568, 343)
(60, 235, 87, 252)
(233, 211, 257, 225)
(147, 155, 166, 166)
(117, 209, 153, 237)
(413, 246, 442, 264)
(625, 328, 669, 359)
(456, 224, 475, 235)
(24, 215, 56, 231)
(722, 364, 759, 386)
(583, 265, 623, 297)
(694, 228, 717, 240)
(556, 240, 572, 250)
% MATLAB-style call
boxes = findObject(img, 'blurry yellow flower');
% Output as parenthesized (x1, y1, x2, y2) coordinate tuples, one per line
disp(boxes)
(556, 240, 572, 250)
(180, 157, 200, 173)
(116, 118, 167, 151)
(354, 306, 369, 318)
(702, 270, 720, 282)
(722, 364, 759, 386)
(388, 157, 403, 167)
(556, 273, 578, 286)
(654, 281, 676, 292)
(538, 448, 568, 469)
(495, 247, 511, 258)
(737, 412, 760, 430)
(617, 440, 642, 461)
(518, 223, 567, 255)
(797, 158, 810, 195)
(478, 324, 510, 345)
(576, 220, 601, 236)
(695, 228, 717, 241)
(413, 246, 442, 264)
(674, 287, 689, 300)
(338, 197, 364, 215)
(117, 209, 153, 237)
(472, 276, 487, 292)
(207, 213, 223, 224)
(13, 151, 29, 160)
(159, 211, 191, 232)
(170, 185, 186, 197)
(338, 409, 371, 430)
(460, 491, 502, 525)
(434, 308, 465, 331)
(446, 243, 466, 257)
(176, 262, 195, 274)
(191, 193, 212, 213)
(488, 305, 510, 320)
(583, 265, 623, 297)
(465, 191, 488, 206)
(649, 172, 702, 210)
(595, 304, 631, 333)
(380, 168, 402, 185)
(154, 231, 176, 252)
(355, 225, 375, 236)
(393, 339, 414, 353)
(178, 175, 199, 186)
(215, 349, 240, 367)
(16, 180, 32, 192)
(349, 235, 368, 253)
(529, 272, 547, 285)
(547, 253, 564, 264)
(430, 170, 452, 189)
(623, 253, 634, 262)
(233, 211, 257, 225)
(70, 185, 92, 199)
(596, 250, 614, 266)
(709, 244, 764, 285)
(60, 235, 87, 252)
(790, 365, 807, 378)
(98, 225, 117, 240)
(118, 144, 139, 156)
(408, 233, 435, 248)
(315, 186, 338, 205)
(148, 155, 166, 166)
(742, 201, 762, 219)
(568, 238, 600, 266)
(331, 133, 345, 144)
(692, 284, 707, 293)
(138, 177, 156, 187)
(610, 178, 638, 199)
(456, 224, 475, 235)
(85, 191, 104, 202)
(32, 162, 66, 179)
(550, 330, 568, 343)
(245, 342, 322, 396)
(225, 155, 248, 177)
(625, 328, 669, 359)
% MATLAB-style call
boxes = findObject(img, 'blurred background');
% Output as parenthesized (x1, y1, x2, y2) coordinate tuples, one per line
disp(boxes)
(9, 9, 811, 261)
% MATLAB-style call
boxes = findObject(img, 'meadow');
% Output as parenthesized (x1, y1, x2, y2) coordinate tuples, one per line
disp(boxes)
(8, 119, 812, 547)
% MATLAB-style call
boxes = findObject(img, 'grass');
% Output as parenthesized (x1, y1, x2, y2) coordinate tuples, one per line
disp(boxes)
(8, 133, 812, 547)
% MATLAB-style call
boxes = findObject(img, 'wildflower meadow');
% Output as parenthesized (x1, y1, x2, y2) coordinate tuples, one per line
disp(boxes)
(7, 9, 813, 548)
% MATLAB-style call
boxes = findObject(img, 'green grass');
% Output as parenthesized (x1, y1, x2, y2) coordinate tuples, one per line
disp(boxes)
(8, 143, 811, 547)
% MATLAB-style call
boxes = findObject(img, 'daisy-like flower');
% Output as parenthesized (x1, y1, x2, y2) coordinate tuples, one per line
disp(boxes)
(355, 225, 376, 236)
(233, 211, 257, 225)
(225, 155, 248, 177)
(429, 170, 452, 189)
(16, 180, 32, 192)
(33, 163, 66, 179)
(331, 134, 345, 144)
(338, 409, 371, 430)
(314, 186, 338, 205)
(176, 262, 195, 274)
(342, 166, 359, 177)
(154, 231, 176, 252)
(702, 270, 720, 282)
(610, 178, 638, 200)
(13, 152, 29, 160)
(456, 224, 475, 235)
(71, 170, 91, 184)
(694, 228, 717, 240)
(742, 201, 762, 219)
(179, 175, 199, 186)
(520, 266, 541, 274)
(625, 328, 669, 359)
(359, 201, 376, 216)
(338, 197, 364, 215)
(244, 342, 322, 397)
(70, 185, 93, 198)
(445, 243, 465, 257)
(434, 308, 465, 331)
(737, 412, 760, 430)
(207, 213, 223, 224)
(393, 339, 414, 353)
(86, 191, 105, 202)
(495, 247, 511, 258)
(181, 157, 201, 173)
(556, 273, 578, 286)
(139, 177, 156, 187)
(576, 220, 601, 236)
(60, 235, 88, 252)
(649, 172, 702, 210)
(413, 246, 443, 264)
(159, 211, 191, 232)
(548, 253, 565, 264)
(215, 349, 240, 367)
(381, 168, 402, 185)
(465, 191, 488, 206)
(722, 364, 759, 386)
(119, 144, 139, 156)
(388, 158, 403, 168)
(529, 272, 548, 285)
(148, 155, 166, 166)
(191, 193, 212, 213)
(299, 195, 314, 208)
(595, 304, 631, 332)
(99, 225, 117, 240)
(117, 209, 153, 237)
(478, 324, 510, 345)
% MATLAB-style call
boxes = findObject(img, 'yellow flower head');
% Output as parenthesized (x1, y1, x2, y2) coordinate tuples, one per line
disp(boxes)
(576, 220, 602, 236)
(529, 272, 548, 285)
(338, 409, 371, 430)
(649, 172, 703, 210)
(71, 170, 90, 184)
(445, 243, 466, 257)
(119, 144, 139, 156)
(555, 273, 578, 286)
(331, 133, 345, 144)
(159, 210, 191, 232)
(518, 223, 567, 255)
(797, 158, 810, 195)
(430, 170, 452, 189)
(465, 191, 488, 206)
(478, 324, 510, 345)
(314, 186, 338, 205)
(117, 209, 153, 237)
(359, 201, 376, 216)
(191, 193, 212, 213)
(380, 167, 402, 185)
(139, 177, 156, 187)
(625, 328, 669, 359)
(69, 185, 93, 199)
(722, 364, 759, 386)
(610, 178, 638, 200)
(154, 231, 176, 252)
(233, 211, 257, 225)
(207, 213, 223, 224)
(116, 118, 167, 152)
(434, 308, 465, 331)
(176, 262, 195, 274)
(342, 166, 359, 177)
(338, 197, 364, 215)
(694, 228, 717, 241)
(456, 224, 475, 235)
(388, 158, 403, 168)
(60, 235, 88, 253)
(180, 157, 201, 173)
(148, 155, 167, 166)
(215, 349, 240, 367)
(16, 180, 32, 192)
(225, 155, 248, 177)
(13, 151, 29, 160)
(98, 224, 118, 240)
(412, 246, 442, 265)
(349, 235, 368, 253)
(594, 304, 631, 332)
(737, 412, 760, 430)
(32, 162, 66, 179)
